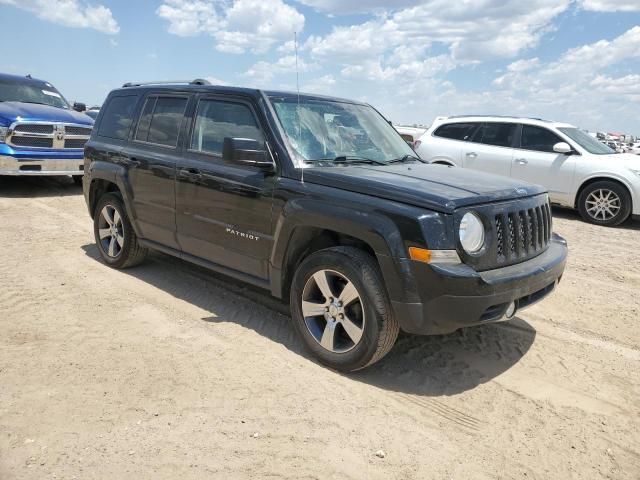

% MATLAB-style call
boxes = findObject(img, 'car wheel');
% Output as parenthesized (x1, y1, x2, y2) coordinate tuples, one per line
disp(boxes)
(290, 246, 399, 372)
(72, 175, 83, 187)
(93, 192, 147, 268)
(578, 181, 631, 227)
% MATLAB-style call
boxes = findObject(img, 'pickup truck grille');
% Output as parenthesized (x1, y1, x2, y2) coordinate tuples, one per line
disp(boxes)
(7, 121, 92, 150)
(494, 203, 551, 264)
(457, 194, 553, 272)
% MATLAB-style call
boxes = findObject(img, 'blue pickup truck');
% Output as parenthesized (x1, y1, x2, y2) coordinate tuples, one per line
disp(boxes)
(0, 73, 93, 185)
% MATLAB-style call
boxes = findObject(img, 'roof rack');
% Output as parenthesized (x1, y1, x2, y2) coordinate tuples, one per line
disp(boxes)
(446, 114, 551, 122)
(122, 78, 212, 88)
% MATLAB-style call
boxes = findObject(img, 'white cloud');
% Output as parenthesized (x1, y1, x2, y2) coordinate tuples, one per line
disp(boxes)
(245, 55, 311, 84)
(296, 0, 423, 14)
(303, 74, 336, 94)
(157, 0, 305, 54)
(304, 0, 571, 65)
(0, 0, 119, 34)
(578, 0, 640, 12)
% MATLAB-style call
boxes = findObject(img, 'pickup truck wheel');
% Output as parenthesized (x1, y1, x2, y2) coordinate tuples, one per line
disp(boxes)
(290, 247, 399, 372)
(93, 193, 147, 268)
(578, 181, 631, 226)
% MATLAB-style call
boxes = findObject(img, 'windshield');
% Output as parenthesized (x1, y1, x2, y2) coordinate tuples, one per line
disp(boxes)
(0, 79, 69, 109)
(558, 127, 615, 155)
(269, 96, 415, 165)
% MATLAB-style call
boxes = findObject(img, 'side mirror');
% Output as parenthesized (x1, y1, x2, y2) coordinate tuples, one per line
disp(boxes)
(222, 137, 274, 171)
(73, 102, 87, 112)
(553, 142, 573, 155)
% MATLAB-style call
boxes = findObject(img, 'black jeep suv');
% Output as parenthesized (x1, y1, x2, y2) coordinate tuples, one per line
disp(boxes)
(83, 79, 567, 371)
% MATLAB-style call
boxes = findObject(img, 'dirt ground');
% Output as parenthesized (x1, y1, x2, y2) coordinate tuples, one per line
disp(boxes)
(1, 176, 639, 480)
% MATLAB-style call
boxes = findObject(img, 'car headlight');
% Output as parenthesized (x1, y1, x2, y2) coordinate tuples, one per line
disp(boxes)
(0, 126, 8, 143)
(459, 212, 485, 254)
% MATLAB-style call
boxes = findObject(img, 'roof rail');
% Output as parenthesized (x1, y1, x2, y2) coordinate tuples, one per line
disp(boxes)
(446, 114, 551, 122)
(122, 78, 212, 88)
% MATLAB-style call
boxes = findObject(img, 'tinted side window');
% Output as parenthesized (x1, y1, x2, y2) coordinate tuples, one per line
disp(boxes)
(434, 122, 478, 141)
(135, 96, 187, 147)
(190, 100, 263, 155)
(97, 95, 138, 140)
(473, 123, 517, 147)
(521, 125, 563, 153)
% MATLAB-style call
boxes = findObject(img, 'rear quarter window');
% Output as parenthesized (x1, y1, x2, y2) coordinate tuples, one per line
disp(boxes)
(433, 122, 478, 141)
(97, 95, 139, 140)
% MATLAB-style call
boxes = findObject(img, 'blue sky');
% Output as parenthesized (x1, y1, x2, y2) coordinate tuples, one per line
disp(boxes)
(2, 0, 639, 133)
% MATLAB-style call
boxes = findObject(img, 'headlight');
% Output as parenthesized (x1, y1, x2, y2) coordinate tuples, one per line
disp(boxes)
(0, 126, 8, 143)
(459, 212, 485, 254)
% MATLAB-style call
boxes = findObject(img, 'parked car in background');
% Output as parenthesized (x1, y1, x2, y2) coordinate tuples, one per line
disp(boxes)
(394, 125, 427, 148)
(83, 80, 566, 371)
(415, 115, 640, 226)
(627, 142, 640, 155)
(85, 106, 101, 120)
(0, 73, 93, 185)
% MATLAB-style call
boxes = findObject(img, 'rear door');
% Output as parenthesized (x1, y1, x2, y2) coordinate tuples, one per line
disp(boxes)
(511, 124, 576, 203)
(461, 122, 516, 177)
(123, 93, 190, 249)
(421, 122, 479, 164)
(175, 95, 275, 280)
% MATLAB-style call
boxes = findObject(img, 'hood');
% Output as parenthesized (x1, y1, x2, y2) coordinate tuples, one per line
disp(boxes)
(303, 163, 546, 213)
(611, 153, 640, 167)
(0, 101, 94, 126)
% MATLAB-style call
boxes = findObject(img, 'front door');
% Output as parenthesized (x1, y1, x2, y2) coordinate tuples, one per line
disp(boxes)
(511, 124, 576, 204)
(461, 122, 516, 177)
(123, 94, 190, 249)
(175, 96, 275, 280)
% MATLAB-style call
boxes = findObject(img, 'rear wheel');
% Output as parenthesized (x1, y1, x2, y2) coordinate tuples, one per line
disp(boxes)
(577, 181, 631, 226)
(290, 247, 399, 372)
(93, 193, 147, 268)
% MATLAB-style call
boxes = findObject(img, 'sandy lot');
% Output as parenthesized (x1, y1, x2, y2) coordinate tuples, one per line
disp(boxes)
(1, 176, 639, 480)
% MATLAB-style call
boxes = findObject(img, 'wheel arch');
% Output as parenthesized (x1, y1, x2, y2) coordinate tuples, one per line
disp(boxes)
(574, 175, 635, 212)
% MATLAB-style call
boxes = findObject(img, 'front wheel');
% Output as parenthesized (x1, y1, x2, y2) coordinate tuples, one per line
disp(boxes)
(93, 192, 147, 268)
(577, 181, 631, 227)
(290, 247, 399, 372)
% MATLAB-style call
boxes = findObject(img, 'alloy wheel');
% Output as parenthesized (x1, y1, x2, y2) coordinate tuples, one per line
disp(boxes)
(585, 189, 621, 221)
(301, 269, 365, 354)
(98, 205, 124, 258)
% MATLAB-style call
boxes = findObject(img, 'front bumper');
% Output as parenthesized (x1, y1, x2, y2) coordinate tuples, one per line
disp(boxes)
(392, 234, 568, 335)
(0, 154, 83, 176)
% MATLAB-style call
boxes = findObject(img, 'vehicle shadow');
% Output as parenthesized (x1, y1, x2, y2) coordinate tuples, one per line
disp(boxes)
(81, 244, 535, 397)
(0, 175, 82, 198)
(551, 205, 640, 230)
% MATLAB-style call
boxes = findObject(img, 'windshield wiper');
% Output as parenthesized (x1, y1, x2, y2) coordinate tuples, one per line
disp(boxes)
(387, 154, 424, 164)
(305, 155, 387, 166)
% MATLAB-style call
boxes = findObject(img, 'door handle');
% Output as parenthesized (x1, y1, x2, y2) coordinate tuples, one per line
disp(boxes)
(179, 167, 203, 180)
(515, 158, 528, 165)
(465, 152, 478, 158)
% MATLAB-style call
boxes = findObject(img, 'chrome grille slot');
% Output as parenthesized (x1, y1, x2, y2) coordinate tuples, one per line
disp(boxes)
(14, 124, 53, 134)
(64, 139, 88, 149)
(65, 126, 92, 136)
(11, 137, 53, 148)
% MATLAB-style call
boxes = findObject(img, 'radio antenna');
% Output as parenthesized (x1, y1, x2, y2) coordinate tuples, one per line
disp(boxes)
(294, 30, 304, 183)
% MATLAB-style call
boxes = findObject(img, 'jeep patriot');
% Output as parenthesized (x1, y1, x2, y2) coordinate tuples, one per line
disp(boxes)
(83, 79, 567, 371)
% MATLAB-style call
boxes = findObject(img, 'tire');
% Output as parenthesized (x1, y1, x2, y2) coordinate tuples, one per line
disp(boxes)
(93, 192, 147, 268)
(72, 175, 83, 187)
(290, 246, 399, 372)
(577, 180, 632, 227)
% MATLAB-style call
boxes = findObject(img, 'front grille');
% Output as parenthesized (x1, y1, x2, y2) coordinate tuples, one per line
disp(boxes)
(10, 136, 53, 148)
(64, 138, 88, 149)
(65, 126, 92, 136)
(495, 203, 552, 264)
(13, 124, 53, 134)
(7, 122, 91, 150)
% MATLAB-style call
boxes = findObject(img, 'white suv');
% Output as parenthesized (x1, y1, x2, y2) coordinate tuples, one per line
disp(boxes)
(415, 116, 640, 226)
